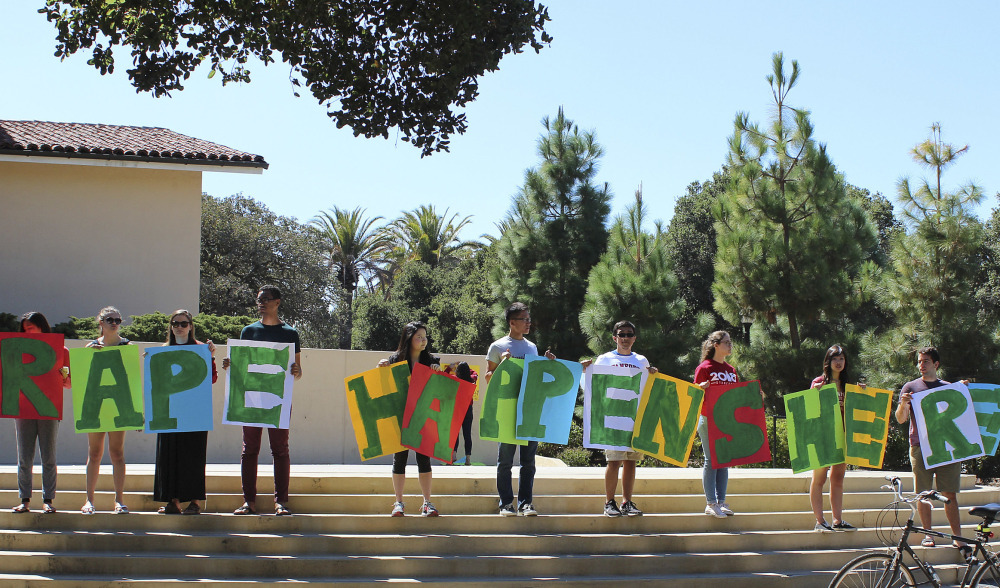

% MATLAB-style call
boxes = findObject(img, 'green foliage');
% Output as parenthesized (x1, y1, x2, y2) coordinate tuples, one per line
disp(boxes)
(352, 256, 495, 355)
(200, 194, 348, 349)
(490, 107, 612, 360)
(309, 206, 392, 348)
(579, 188, 701, 375)
(666, 172, 733, 329)
(0, 313, 18, 332)
(714, 53, 876, 350)
(53, 317, 99, 340)
(41, 1, 551, 155)
(882, 124, 996, 381)
(385, 205, 480, 270)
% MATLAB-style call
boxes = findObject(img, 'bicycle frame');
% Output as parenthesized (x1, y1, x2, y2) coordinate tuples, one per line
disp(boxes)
(880, 478, 998, 587)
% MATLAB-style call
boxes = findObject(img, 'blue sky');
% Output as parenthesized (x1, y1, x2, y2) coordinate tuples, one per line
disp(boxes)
(4, 1, 999, 238)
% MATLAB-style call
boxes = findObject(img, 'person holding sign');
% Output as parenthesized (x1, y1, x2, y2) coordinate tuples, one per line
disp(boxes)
(224, 286, 302, 517)
(580, 320, 658, 518)
(486, 302, 555, 517)
(11, 312, 70, 514)
(153, 310, 217, 515)
(694, 331, 738, 518)
(377, 321, 448, 517)
(82, 306, 132, 515)
(808, 344, 857, 532)
(895, 346, 967, 553)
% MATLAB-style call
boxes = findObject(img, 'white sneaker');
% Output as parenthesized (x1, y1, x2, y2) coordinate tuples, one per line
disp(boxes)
(704, 502, 726, 519)
(718, 502, 734, 516)
(391, 502, 404, 517)
(518, 503, 538, 516)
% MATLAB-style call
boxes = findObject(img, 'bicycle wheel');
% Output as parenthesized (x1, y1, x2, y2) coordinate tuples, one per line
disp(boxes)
(971, 558, 1000, 587)
(829, 552, 915, 588)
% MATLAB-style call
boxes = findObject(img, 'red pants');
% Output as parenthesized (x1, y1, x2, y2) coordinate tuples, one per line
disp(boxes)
(241, 426, 290, 504)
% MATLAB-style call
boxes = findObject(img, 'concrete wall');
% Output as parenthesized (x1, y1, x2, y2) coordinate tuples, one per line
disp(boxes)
(0, 343, 500, 466)
(0, 161, 201, 323)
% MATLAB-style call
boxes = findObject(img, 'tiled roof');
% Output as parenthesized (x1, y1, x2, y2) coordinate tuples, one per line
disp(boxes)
(0, 120, 267, 168)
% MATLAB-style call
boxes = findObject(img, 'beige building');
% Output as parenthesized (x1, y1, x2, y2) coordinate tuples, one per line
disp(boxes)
(0, 120, 267, 323)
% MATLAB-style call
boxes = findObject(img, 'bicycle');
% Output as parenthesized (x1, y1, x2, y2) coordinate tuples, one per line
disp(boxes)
(829, 475, 1000, 587)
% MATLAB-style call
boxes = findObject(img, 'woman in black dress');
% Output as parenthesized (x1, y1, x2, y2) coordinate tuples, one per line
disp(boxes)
(153, 310, 217, 514)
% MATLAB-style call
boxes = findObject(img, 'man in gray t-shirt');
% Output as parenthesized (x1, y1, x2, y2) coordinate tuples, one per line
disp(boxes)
(485, 302, 553, 516)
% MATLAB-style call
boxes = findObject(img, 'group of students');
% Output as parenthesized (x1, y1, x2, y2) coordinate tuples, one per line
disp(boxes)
(10, 292, 968, 549)
(11, 306, 218, 515)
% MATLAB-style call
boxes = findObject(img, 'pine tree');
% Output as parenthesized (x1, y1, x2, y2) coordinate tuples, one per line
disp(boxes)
(490, 107, 611, 359)
(884, 123, 991, 379)
(713, 53, 875, 350)
(580, 188, 705, 374)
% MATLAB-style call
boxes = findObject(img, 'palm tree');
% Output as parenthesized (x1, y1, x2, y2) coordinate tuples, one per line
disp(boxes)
(309, 207, 392, 347)
(385, 205, 481, 269)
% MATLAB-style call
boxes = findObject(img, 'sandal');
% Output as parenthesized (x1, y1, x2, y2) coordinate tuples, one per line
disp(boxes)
(42, 503, 56, 514)
(957, 543, 975, 563)
(921, 536, 936, 547)
(233, 502, 257, 515)
(158, 502, 182, 515)
(81, 502, 95, 515)
(114, 502, 129, 514)
(275, 503, 291, 516)
(182, 503, 201, 515)
(11, 502, 29, 514)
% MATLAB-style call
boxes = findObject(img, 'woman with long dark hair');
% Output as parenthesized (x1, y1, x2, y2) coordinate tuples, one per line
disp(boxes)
(11, 312, 70, 514)
(153, 310, 217, 515)
(376, 321, 444, 517)
(809, 344, 857, 532)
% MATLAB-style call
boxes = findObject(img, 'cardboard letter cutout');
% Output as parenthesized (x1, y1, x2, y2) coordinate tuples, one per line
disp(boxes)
(478, 358, 527, 445)
(911, 382, 985, 469)
(70, 346, 144, 432)
(704, 381, 771, 468)
(401, 363, 475, 462)
(970, 384, 1000, 456)
(631, 373, 704, 466)
(223, 339, 294, 429)
(783, 384, 844, 474)
(344, 361, 410, 460)
(515, 354, 583, 444)
(0, 333, 64, 419)
(583, 364, 646, 451)
(844, 383, 893, 468)
(144, 345, 213, 433)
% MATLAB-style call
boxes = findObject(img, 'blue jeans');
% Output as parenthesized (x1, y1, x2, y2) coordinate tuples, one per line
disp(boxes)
(497, 441, 537, 508)
(15, 418, 58, 502)
(698, 416, 728, 503)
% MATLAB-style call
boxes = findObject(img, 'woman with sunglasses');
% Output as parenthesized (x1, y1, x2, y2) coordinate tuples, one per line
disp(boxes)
(153, 310, 217, 515)
(11, 312, 71, 514)
(82, 306, 132, 514)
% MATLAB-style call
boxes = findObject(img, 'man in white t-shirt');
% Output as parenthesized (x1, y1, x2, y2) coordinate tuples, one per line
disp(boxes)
(581, 320, 657, 517)
(486, 302, 554, 517)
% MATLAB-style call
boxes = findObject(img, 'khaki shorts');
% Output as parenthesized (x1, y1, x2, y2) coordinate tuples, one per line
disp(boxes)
(605, 449, 643, 462)
(910, 445, 962, 494)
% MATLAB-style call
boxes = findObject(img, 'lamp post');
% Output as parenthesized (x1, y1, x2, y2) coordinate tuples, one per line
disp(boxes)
(740, 311, 754, 345)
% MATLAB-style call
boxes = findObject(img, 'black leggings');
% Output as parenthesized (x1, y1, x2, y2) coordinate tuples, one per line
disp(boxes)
(453, 403, 473, 455)
(392, 449, 431, 474)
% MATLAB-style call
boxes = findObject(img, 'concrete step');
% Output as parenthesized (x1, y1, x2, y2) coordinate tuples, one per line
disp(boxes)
(9, 484, 998, 518)
(0, 466, 978, 496)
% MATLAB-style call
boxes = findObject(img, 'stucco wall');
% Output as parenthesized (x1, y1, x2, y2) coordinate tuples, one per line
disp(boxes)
(0, 343, 500, 466)
(0, 160, 201, 323)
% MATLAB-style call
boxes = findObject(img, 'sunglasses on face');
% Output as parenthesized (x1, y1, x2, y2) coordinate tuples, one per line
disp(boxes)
(104, 317, 122, 325)
(616, 332, 635, 338)
(257, 297, 275, 304)
(171, 320, 191, 328)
